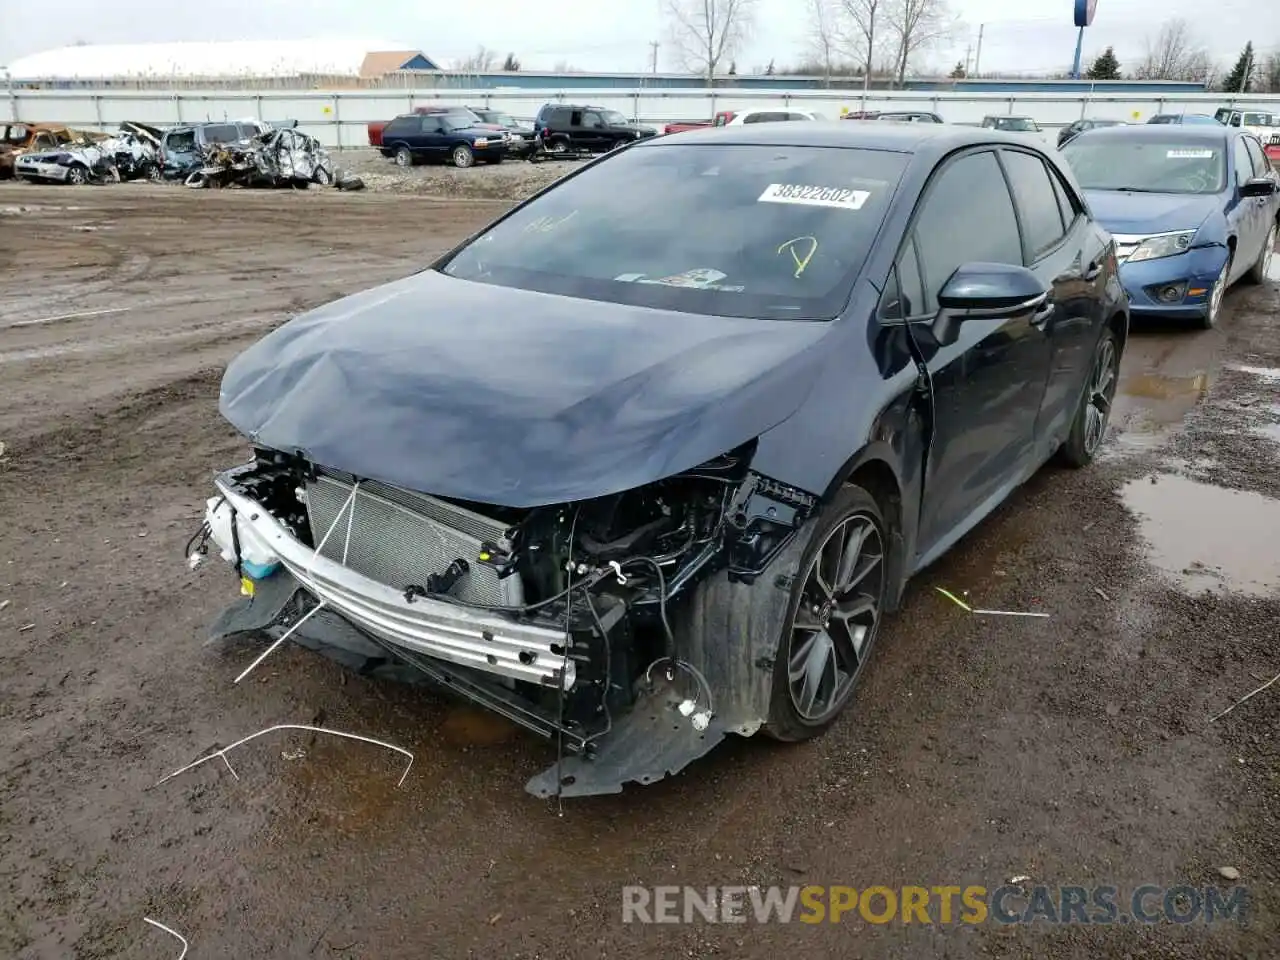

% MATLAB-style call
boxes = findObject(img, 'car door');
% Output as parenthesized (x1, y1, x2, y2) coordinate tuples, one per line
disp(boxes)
(892, 149, 1055, 562)
(1243, 135, 1280, 245)
(579, 110, 610, 151)
(1229, 136, 1266, 277)
(418, 116, 450, 159)
(998, 147, 1105, 448)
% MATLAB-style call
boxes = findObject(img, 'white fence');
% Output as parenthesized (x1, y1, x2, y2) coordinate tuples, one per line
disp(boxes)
(6, 86, 1280, 148)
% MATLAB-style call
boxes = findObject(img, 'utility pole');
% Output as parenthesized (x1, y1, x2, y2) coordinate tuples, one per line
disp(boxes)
(649, 41, 660, 74)
(973, 24, 985, 77)
(964, 42, 972, 76)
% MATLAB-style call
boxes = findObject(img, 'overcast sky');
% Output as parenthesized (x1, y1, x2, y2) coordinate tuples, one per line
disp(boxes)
(0, 0, 1275, 76)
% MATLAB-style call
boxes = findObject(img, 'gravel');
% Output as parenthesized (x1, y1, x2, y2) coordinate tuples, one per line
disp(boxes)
(334, 147, 575, 200)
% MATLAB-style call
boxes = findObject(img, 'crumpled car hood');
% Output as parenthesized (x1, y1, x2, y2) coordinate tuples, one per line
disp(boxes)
(219, 270, 833, 507)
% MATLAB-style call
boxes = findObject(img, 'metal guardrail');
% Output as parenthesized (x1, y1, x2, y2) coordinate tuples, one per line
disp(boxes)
(6, 85, 1279, 149)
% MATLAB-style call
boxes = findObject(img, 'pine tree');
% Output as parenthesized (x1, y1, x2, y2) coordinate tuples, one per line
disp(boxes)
(949, 61, 966, 79)
(1223, 43, 1253, 92)
(1086, 47, 1121, 80)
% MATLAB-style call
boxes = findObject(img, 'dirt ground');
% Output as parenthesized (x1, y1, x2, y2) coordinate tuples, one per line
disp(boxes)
(0, 184, 1277, 960)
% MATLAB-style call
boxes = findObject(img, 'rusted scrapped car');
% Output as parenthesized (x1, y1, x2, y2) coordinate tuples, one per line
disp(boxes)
(13, 123, 161, 184)
(0, 123, 76, 179)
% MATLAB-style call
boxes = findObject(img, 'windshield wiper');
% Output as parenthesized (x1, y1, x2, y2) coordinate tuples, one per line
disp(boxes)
(1109, 186, 1166, 193)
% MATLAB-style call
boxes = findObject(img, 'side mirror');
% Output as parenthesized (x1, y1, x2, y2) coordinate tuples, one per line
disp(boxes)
(1240, 177, 1278, 198)
(933, 262, 1048, 346)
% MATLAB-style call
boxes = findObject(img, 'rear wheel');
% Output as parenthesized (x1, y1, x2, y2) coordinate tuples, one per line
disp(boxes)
(765, 484, 888, 741)
(394, 146, 413, 168)
(1245, 223, 1276, 285)
(547, 139, 568, 155)
(1058, 329, 1120, 468)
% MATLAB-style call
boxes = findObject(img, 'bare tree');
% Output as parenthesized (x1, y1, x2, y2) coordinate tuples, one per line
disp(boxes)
(665, 0, 759, 82)
(832, 0, 885, 83)
(1263, 52, 1280, 94)
(884, 0, 955, 86)
(1131, 19, 1213, 82)
(454, 46, 498, 72)
(807, 0, 839, 85)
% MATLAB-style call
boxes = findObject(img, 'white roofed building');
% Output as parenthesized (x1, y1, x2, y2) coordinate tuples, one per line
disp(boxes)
(6, 40, 437, 85)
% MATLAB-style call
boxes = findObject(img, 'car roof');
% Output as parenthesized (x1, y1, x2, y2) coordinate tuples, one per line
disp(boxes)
(1073, 123, 1231, 144)
(650, 121, 1042, 156)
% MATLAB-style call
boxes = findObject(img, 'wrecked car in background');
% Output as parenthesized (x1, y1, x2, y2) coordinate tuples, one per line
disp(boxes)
(158, 120, 270, 180)
(1, 123, 76, 179)
(183, 123, 339, 189)
(195, 122, 1126, 797)
(13, 124, 160, 185)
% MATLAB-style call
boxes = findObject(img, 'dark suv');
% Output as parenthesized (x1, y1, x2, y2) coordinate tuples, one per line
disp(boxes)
(379, 112, 508, 169)
(533, 104, 657, 154)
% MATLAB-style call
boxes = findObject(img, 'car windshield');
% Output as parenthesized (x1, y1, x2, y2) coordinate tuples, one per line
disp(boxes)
(1063, 138, 1226, 194)
(601, 110, 629, 125)
(999, 117, 1038, 131)
(440, 143, 907, 320)
(1181, 115, 1221, 125)
(165, 130, 197, 152)
(441, 117, 472, 132)
(202, 124, 242, 144)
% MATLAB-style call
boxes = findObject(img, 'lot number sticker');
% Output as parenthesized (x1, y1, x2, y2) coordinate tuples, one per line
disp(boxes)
(1166, 149, 1214, 159)
(758, 183, 871, 210)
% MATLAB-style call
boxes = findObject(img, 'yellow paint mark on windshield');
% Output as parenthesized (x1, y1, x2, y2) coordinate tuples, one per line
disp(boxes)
(778, 236, 819, 278)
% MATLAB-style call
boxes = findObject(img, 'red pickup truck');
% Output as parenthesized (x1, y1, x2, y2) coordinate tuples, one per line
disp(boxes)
(368, 106, 506, 147)
(662, 111, 736, 135)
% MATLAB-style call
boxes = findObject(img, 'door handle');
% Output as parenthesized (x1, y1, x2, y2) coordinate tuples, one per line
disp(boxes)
(1030, 302, 1055, 327)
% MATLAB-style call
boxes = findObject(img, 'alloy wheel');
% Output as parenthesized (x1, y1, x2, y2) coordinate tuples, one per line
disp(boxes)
(786, 512, 885, 724)
(452, 145, 474, 168)
(67, 166, 88, 185)
(1084, 337, 1118, 455)
(395, 148, 411, 167)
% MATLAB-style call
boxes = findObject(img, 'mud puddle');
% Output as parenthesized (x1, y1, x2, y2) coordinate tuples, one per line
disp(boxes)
(1105, 371, 1211, 458)
(1121, 472, 1280, 596)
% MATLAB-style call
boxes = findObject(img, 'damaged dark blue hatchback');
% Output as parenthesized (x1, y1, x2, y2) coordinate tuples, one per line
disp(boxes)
(198, 122, 1128, 797)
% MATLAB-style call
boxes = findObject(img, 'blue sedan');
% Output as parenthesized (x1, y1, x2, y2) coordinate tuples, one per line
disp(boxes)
(1062, 124, 1280, 327)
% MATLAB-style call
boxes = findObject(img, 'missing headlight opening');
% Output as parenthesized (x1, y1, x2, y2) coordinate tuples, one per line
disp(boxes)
(195, 440, 817, 796)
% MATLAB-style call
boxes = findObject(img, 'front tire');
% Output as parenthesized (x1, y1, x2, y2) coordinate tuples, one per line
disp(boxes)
(1200, 252, 1232, 329)
(451, 145, 474, 168)
(765, 484, 888, 742)
(1059, 329, 1120, 468)
(394, 146, 413, 168)
(1245, 223, 1276, 285)
(66, 164, 89, 185)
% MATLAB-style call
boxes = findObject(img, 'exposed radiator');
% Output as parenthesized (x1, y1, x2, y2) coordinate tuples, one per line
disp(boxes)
(304, 472, 523, 607)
